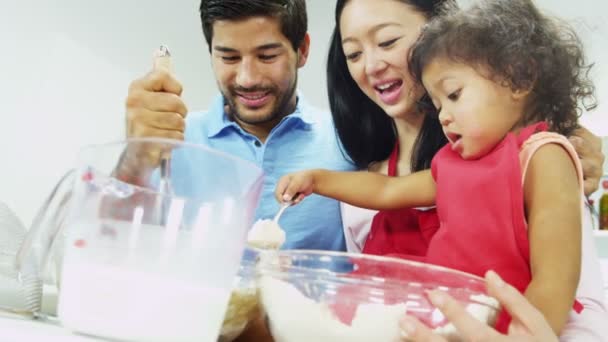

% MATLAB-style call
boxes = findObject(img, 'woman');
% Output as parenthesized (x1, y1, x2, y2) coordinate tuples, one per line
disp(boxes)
(328, 0, 447, 256)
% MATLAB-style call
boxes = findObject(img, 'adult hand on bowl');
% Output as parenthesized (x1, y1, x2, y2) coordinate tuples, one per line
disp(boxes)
(399, 271, 558, 342)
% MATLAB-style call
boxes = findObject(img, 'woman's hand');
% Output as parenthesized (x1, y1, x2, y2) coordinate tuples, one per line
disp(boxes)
(399, 271, 558, 342)
(569, 126, 605, 196)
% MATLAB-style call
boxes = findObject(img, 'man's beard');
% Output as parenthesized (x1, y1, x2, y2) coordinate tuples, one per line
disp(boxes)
(223, 76, 298, 125)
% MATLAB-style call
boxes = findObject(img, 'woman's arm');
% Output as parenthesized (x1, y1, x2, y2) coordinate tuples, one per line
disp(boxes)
(523, 143, 582, 334)
(275, 169, 436, 210)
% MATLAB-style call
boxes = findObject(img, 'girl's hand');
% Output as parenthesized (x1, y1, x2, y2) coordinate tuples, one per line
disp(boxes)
(275, 170, 316, 204)
(399, 271, 558, 342)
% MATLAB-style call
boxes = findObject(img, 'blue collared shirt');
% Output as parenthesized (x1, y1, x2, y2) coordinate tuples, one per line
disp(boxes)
(178, 94, 354, 251)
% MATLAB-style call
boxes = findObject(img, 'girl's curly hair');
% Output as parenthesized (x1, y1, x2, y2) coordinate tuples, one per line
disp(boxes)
(410, 0, 596, 136)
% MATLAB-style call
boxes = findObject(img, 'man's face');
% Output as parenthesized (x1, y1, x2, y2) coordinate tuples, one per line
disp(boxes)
(210, 17, 309, 127)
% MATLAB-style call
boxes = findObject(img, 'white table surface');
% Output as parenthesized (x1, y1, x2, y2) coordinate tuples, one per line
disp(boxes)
(0, 286, 105, 341)
(1, 263, 606, 342)
(0, 316, 103, 341)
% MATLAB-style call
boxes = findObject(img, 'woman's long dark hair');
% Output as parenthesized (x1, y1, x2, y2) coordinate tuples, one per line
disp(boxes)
(327, 0, 452, 171)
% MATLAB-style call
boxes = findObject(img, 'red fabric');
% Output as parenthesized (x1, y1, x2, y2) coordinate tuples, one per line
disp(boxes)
(423, 123, 552, 332)
(332, 142, 447, 327)
(573, 300, 584, 314)
(362, 142, 440, 258)
(333, 123, 582, 332)
(331, 142, 440, 326)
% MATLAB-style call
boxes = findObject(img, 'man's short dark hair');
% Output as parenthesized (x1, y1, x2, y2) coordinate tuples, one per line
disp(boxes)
(200, 0, 307, 52)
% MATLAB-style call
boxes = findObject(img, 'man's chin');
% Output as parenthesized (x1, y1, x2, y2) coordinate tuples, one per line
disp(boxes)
(233, 108, 278, 125)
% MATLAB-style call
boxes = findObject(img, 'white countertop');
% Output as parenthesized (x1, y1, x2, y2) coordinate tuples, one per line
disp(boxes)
(0, 262, 606, 342)
(0, 316, 102, 341)
(0, 286, 104, 341)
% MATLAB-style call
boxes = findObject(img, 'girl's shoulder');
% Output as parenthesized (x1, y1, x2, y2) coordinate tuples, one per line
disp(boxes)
(520, 131, 575, 165)
(519, 131, 583, 191)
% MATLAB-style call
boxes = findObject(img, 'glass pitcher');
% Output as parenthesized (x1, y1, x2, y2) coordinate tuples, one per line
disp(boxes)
(15, 138, 264, 342)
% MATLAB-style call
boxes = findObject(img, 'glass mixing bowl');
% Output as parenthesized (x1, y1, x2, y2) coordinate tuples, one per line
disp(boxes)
(256, 250, 500, 342)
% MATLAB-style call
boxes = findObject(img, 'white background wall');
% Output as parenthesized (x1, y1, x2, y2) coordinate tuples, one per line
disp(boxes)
(0, 0, 606, 225)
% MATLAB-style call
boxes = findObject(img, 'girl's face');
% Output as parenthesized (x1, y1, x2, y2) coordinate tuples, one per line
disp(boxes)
(340, 0, 427, 120)
(422, 59, 527, 160)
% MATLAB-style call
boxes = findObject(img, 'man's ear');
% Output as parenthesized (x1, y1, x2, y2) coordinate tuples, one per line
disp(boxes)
(296, 33, 310, 68)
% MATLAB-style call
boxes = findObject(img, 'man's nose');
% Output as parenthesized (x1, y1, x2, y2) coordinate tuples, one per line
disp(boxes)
(236, 58, 261, 89)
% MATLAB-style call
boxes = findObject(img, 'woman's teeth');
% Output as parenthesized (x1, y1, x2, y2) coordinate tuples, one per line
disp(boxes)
(376, 81, 400, 92)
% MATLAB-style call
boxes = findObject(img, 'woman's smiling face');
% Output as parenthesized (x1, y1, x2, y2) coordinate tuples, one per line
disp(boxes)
(339, 0, 428, 119)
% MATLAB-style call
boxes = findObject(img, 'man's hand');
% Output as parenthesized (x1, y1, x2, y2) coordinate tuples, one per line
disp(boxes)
(570, 126, 605, 196)
(126, 49, 188, 140)
(123, 47, 188, 167)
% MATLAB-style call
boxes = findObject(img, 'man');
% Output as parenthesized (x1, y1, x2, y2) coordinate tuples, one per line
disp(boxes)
(125, 0, 354, 251)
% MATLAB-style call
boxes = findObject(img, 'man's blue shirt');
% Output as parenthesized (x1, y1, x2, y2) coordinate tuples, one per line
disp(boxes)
(174, 94, 354, 251)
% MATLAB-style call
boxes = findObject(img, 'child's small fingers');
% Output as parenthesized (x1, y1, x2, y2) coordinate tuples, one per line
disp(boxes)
(284, 179, 303, 201)
(275, 176, 290, 202)
(295, 193, 306, 203)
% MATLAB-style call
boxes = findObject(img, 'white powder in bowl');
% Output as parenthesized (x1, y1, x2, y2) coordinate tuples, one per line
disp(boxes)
(259, 277, 498, 342)
(259, 277, 406, 342)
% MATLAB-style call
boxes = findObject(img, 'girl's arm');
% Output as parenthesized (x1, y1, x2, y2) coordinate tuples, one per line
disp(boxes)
(275, 169, 436, 210)
(523, 143, 582, 335)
